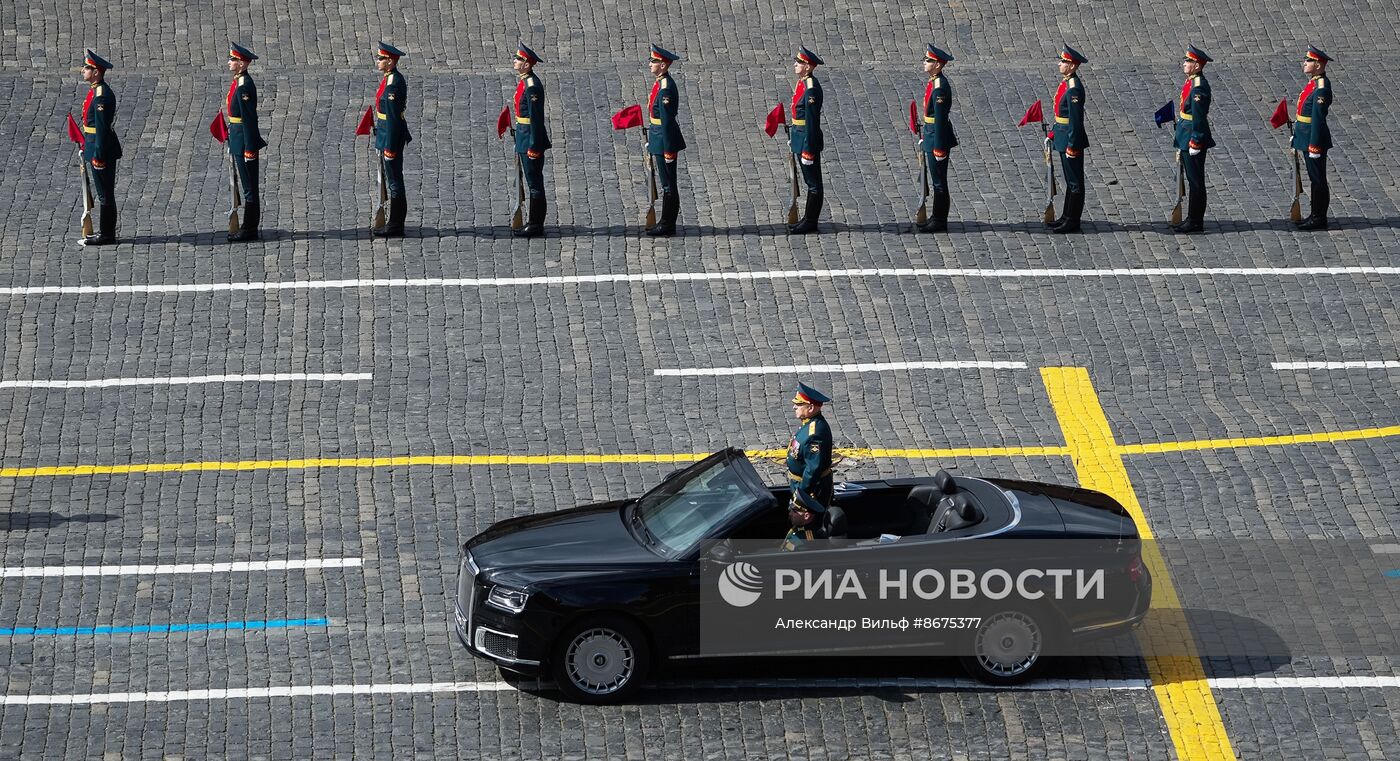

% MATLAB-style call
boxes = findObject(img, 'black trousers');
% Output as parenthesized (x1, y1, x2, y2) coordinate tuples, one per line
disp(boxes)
(86, 158, 116, 208)
(924, 153, 949, 193)
(1179, 148, 1207, 219)
(231, 150, 259, 205)
(653, 154, 678, 196)
(1059, 151, 1084, 195)
(1304, 152, 1329, 217)
(520, 153, 545, 200)
(798, 155, 823, 194)
(383, 153, 406, 200)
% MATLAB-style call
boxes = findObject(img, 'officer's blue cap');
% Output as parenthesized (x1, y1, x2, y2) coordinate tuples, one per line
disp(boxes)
(794, 47, 824, 66)
(515, 41, 541, 64)
(1184, 45, 1212, 64)
(1305, 45, 1332, 63)
(792, 382, 831, 405)
(229, 42, 258, 62)
(925, 44, 953, 63)
(791, 488, 827, 514)
(1058, 44, 1087, 65)
(377, 42, 406, 59)
(649, 44, 679, 63)
(83, 50, 113, 71)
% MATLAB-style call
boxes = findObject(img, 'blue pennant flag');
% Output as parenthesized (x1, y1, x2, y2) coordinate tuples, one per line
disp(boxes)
(1153, 101, 1174, 128)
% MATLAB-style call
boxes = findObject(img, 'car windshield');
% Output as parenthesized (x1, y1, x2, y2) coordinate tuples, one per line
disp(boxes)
(634, 453, 767, 556)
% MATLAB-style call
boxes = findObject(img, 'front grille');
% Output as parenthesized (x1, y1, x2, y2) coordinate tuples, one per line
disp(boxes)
(475, 626, 520, 660)
(457, 553, 478, 638)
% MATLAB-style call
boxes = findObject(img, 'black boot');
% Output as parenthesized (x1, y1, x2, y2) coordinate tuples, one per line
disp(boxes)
(83, 203, 117, 246)
(515, 197, 546, 238)
(1051, 191, 1082, 233)
(1175, 191, 1206, 233)
(788, 192, 823, 234)
(920, 191, 950, 232)
(647, 192, 678, 237)
(228, 202, 260, 242)
(1298, 191, 1329, 230)
(374, 197, 407, 238)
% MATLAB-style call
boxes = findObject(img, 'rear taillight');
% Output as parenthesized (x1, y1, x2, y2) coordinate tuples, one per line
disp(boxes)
(1126, 555, 1144, 582)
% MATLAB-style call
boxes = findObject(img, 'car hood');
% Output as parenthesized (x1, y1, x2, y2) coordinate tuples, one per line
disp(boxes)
(465, 500, 662, 574)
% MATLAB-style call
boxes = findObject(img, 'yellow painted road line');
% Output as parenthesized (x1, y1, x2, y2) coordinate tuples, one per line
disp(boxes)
(1117, 425, 1400, 455)
(1041, 367, 1235, 761)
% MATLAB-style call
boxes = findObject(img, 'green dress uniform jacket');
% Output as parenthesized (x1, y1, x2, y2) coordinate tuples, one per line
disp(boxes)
(1291, 75, 1332, 153)
(1173, 74, 1214, 151)
(646, 73, 685, 155)
(790, 75, 823, 158)
(1050, 75, 1088, 153)
(375, 70, 412, 153)
(920, 74, 957, 155)
(81, 82, 122, 162)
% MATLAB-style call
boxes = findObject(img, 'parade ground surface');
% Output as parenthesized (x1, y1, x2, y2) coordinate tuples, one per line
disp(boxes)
(2, 1, 1398, 758)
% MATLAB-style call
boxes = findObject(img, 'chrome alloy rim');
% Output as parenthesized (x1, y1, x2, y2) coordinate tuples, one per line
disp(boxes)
(974, 612, 1042, 677)
(564, 627, 635, 695)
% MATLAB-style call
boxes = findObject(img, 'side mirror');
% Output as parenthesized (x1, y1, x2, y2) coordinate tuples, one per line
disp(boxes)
(705, 541, 735, 564)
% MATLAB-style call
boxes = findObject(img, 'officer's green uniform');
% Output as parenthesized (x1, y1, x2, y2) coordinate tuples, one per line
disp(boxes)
(782, 382, 834, 550)
(225, 43, 267, 242)
(1291, 46, 1334, 230)
(646, 44, 685, 236)
(788, 47, 824, 234)
(919, 44, 957, 233)
(373, 42, 411, 237)
(1173, 46, 1214, 233)
(1049, 45, 1088, 233)
(512, 42, 550, 237)
(79, 50, 121, 246)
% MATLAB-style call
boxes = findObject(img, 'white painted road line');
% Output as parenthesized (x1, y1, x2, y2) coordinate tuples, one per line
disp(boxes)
(5, 675, 1398, 705)
(0, 558, 364, 578)
(1, 266, 1397, 297)
(1272, 361, 1400, 371)
(1371, 544, 1400, 554)
(654, 361, 1027, 377)
(0, 373, 372, 389)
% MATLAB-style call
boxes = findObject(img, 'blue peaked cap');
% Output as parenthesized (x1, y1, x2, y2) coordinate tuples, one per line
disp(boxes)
(650, 44, 679, 62)
(792, 382, 831, 405)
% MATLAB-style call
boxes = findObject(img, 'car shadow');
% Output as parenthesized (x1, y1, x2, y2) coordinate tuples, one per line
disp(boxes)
(0, 512, 119, 531)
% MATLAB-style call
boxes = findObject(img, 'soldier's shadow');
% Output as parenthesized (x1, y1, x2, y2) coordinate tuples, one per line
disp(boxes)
(0, 512, 118, 531)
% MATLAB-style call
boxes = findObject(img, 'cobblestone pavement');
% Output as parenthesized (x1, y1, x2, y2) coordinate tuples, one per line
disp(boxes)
(1, 1, 1398, 758)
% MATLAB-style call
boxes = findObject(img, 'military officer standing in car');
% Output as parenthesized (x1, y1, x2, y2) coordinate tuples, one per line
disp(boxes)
(512, 42, 550, 237)
(782, 383, 834, 550)
(1173, 46, 1214, 234)
(225, 43, 267, 242)
(918, 44, 957, 233)
(372, 42, 411, 238)
(1048, 45, 1088, 234)
(788, 47, 825, 234)
(78, 50, 122, 246)
(1292, 46, 1334, 231)
(646, 44, 685, 237)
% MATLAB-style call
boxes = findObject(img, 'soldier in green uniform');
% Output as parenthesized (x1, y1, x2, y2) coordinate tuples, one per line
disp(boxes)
(788, 47, 825, 234)
(373, 42, 411, 238)
(1292, 46, 1334, 231)
(1049, 45, 1088, 234)
(225, 43, 267, 242)
(512, 42, 550, 237)
(78, 50, 121, 246)
(918, 44, 957, 233)
(782, 382, 834, 550)
(646, 44, 685, 237)
(1173, 45, 1214, 234)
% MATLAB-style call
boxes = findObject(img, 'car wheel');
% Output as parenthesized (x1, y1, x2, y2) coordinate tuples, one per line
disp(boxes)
(959, 610, 1047, 685)
(551, 615, 650, 704)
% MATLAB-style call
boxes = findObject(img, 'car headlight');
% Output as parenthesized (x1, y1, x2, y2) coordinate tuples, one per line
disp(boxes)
(485, 584, 530, 614)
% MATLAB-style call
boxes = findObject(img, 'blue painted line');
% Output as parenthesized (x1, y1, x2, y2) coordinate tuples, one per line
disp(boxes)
(1385, 569, 1400, 579)
(0, 618, 329, 636)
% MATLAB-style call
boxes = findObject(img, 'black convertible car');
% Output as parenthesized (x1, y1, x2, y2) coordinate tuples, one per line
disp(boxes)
(456, 448, 1151, 703)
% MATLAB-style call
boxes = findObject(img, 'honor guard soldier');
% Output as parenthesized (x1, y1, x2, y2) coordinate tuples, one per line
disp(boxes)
(512, 42, 550, 237)
(1293, 46, 1334, 231)
(1049, 45, 1089, 234)
(783, 383, 834, 551)
(79, 50, 121, 246)
(225, 43, 267, 242)
(919, 45, 957, 233)
(373, 42, 412, 238)
(646, 44, 685, 237)
(1174, 45, 1214, 233)
(789, 47, 825, 234)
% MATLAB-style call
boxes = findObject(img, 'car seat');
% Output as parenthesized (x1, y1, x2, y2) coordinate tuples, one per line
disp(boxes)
(929, 494, 984, 533)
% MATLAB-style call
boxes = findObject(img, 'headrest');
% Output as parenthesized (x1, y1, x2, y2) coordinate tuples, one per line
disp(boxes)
(933, 470, 956, 494)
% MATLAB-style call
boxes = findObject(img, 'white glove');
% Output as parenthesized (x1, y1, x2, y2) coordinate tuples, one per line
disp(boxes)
(800, 156, 815, 166)
(1308, 151, 1321, 159)
(934, 153, 948, 162)
(1188, 147, 1200, 156)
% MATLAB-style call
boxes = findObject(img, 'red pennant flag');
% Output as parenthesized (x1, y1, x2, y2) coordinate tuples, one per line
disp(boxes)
(355, 106, 374, 136)
(496, 106, 510, 138)
(65, 112, 84, 145)
(1268, 99, 1290, 129)
(1018, 100, 1044, 127)
(209, 110, 228, 143)
(611, 104, 643, 130)
(909, 100, 918, 135)
(763, 103, 785, 137)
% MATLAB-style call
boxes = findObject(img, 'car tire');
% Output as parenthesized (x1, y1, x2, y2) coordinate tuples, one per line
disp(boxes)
(959, 609, 1050, 686)
(550, 615, 651, 704)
